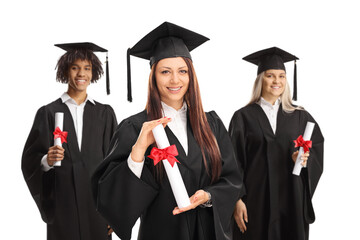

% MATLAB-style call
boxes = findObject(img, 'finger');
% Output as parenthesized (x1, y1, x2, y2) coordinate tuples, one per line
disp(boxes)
(53, 145, 65, 151)
(108, 228, 113, 235)
(234, 215, 244, 232)
(173, 203, 196, 215)
(48, 155, 64, 161)
(244, 207, 248, 223)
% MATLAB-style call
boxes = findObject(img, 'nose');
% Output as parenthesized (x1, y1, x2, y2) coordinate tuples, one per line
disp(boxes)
(170, 72, 180, 84)
(77, 68, 85, 77)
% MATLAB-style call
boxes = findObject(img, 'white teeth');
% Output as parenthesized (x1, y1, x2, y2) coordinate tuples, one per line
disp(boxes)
(77, 80, 86, 82)
(272, 86, 280, 89)
(168, 87, 181, 91)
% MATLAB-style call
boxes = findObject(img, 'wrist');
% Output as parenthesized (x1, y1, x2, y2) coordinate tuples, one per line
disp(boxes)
(131, 144, 146, 163)
(200, 191, 212, 208)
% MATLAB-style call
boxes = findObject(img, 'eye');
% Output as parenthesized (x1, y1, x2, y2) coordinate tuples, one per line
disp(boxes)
(280, 75, 285, 78)
(179, 69, 188, 74)
(161, 70, 170, 74)
(85, 67, 91, 71)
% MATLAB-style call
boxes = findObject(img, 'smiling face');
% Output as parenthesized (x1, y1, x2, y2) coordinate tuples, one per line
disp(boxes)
(261, 69, 286, 104)
(67, 59, 92, 94)
(155, 57, 190, 110)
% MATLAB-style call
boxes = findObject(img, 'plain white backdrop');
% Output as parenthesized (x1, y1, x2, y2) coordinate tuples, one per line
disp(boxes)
(1, 0, 359, 239)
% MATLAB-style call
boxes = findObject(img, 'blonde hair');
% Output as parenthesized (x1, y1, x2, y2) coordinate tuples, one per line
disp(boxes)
(248, 71, 303, 113)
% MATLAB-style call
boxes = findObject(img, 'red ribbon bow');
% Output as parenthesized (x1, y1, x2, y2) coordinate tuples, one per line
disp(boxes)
(294, 135, 312, 152)
(148, 145, 180, 167)
(53, 127, 68, 144)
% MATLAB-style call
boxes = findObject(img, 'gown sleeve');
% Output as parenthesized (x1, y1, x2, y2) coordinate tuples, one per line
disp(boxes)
(102, 105, 118, 156)
(21, 106, 56, 223)
(91, 117, 159, 240)
(203, 111, 244, 240)
(228, 110, 247, 199)
(300, 111, 324, 224)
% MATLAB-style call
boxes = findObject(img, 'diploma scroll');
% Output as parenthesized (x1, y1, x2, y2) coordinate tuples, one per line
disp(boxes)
(292, 122, 315, 176)
(53, 112, 64, 167)
(152, 124, 191, 208)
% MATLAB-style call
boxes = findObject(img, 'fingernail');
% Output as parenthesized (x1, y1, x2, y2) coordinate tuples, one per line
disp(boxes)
(157, 120, 161, 122)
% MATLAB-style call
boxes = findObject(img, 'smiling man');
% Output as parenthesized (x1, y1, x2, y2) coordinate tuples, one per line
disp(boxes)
(21, 43, 117, 240)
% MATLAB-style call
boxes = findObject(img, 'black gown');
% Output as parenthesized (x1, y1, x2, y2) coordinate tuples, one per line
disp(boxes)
(229, 103, 324, 240)
(22, 98, 117, 240)
(91, 110, 243, 240)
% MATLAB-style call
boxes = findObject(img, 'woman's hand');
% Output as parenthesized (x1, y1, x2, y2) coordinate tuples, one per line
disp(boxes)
(172, 190, 210, 215)
(292, 150, 310, 166)
(234, 199, 248, 233)
(47, 145, 65, 166)
(107, 225, 113, 236)
(131, 117, 172, 162)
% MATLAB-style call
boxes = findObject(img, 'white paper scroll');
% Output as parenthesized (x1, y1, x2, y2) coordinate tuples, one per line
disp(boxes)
(292, 121, 315, 176)
(53, 112, 64, 167)
(152, 124, 191, 208)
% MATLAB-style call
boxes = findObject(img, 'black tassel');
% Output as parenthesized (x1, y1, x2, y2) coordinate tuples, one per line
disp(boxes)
(106, 53, 110, 95)
(127, 48, 132, 102)
(292, 60, 297, 101)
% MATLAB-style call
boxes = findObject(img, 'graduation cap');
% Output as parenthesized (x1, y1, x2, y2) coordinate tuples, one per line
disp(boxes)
(55, 42, 111, 95)
(243, 47, 299, 101)
(126, 21, 209, 102)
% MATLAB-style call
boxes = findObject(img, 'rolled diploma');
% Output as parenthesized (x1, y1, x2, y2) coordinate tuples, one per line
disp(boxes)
(53, 112, 64, 167)
(152, 124, 191, 208)
(292, 122, 315, 176)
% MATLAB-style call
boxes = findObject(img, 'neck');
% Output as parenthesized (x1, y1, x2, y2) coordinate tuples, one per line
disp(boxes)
(261, 95, 278, 105)
(162, 99, 183, 111)
(67, 88, 87, 105)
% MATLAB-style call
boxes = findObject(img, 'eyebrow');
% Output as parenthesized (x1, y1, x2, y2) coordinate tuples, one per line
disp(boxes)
(158, 66, 187, 69)
(70, 64, 92, 67)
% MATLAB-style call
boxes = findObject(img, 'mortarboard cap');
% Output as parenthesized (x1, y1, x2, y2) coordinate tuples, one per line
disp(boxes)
(55, 42, 111, 95)
(126, 22, 209, 102)
(243, 47, 299, 100)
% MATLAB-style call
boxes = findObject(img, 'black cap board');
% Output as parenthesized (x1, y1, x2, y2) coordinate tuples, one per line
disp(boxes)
(126, 22, 209, 102)
(55, 42, 111, 95)
(243, 47, 299, 100)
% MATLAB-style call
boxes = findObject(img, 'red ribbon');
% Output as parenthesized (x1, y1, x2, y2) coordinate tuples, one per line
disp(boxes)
(53, 127, 68, 144)
(294, 135, 312, 152)
(148, 145, 180, 167)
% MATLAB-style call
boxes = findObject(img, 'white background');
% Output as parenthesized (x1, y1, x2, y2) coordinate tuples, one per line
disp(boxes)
(1, 0, 359, 239)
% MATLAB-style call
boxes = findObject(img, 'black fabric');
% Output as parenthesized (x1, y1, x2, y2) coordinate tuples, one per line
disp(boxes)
(92, 110, 242, 240)
(22, 98, 117, 240)
(55, 42, 108, 52)
(229, 103, 324, 240)
(129, 22, 209, 64)
(243, 47, 298, 74)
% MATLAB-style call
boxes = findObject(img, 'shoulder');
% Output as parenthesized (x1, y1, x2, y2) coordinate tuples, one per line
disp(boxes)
(117, 110, 147, 132)
(206, 110, 226, 134)
(35, 99, 62, 116)
(231, 103, 258, 121)
(292, 108, 316, 122)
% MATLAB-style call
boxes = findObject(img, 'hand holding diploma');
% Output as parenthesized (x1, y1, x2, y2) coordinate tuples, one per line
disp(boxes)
(172, 189, 209, 215)
(292, 122, 314, 175)
(47, 145, 65, 166)
(130, 117, 172, 163)
(51, 112, 67, 167)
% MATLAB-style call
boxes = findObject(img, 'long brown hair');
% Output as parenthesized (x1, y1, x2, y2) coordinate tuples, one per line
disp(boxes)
(145, 57, 222, 183)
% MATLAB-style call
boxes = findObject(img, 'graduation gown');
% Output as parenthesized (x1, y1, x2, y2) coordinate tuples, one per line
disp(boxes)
(91, 110, 243, 240)
(22, 98, 117, 240)
(229, 103, 324, 240)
